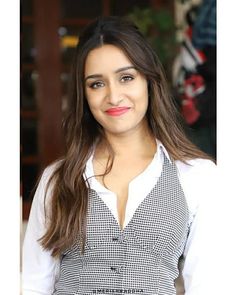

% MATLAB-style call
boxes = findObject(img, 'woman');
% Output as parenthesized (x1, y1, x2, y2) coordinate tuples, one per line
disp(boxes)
(23, 16, 218, 294)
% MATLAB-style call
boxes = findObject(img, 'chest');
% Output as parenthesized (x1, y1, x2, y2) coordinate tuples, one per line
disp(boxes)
(93, 156, 154, 229)
(57, 161, 190, 295)
(85, 160, 189, 255)
(58, 190, 189, 295)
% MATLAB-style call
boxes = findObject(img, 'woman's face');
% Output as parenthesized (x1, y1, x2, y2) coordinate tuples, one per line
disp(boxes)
(84, 44, 149, 137)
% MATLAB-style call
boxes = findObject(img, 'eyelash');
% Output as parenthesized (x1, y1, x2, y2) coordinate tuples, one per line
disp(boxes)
(88, 74, 134, 89)
(120, 75, 134, 82)
(89, 81, 104, 89)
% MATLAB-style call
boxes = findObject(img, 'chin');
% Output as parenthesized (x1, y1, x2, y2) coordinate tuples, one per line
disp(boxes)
(104, 125, 139, 136)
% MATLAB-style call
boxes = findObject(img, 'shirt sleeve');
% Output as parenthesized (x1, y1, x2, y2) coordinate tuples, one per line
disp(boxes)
(22, 165, 59, 295)
(179, 159, 234, 294)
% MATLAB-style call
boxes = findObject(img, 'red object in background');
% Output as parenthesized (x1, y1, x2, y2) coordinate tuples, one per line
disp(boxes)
(181, 73, 205, 125)
(181, 98, 200, 125)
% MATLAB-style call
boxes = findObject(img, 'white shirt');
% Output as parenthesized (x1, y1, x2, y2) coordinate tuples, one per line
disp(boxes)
(22, 143, 228, 295)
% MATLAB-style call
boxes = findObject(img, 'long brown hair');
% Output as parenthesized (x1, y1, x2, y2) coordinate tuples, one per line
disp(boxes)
(40, 16, 212, 257)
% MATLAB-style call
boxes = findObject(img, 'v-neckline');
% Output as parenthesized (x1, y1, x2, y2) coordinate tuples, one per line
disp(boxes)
(89, 157, 167, 232)
(90, 153, 159, 229)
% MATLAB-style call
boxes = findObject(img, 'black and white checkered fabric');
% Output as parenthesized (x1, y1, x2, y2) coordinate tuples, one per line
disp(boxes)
(53, 153, 189, 295)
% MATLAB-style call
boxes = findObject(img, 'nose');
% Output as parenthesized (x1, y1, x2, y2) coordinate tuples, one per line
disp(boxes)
(106, 82, 122, 105)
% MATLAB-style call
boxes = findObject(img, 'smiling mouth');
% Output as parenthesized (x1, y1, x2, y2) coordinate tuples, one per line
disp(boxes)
(105, 107, 130, 116)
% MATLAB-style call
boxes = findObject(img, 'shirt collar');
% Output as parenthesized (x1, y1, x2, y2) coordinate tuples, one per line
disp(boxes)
(157, 141, 172, 163)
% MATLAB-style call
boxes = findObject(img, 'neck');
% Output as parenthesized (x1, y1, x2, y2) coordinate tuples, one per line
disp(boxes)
(96, 124, 158, 159)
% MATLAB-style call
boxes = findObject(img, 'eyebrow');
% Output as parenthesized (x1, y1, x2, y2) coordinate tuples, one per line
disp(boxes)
(84, 66, 136, 82)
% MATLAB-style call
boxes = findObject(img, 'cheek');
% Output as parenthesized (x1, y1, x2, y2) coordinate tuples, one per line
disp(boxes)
(85, 89, 104, 110)
(86, 93, 98, 111)
(85, 97, 103, 122)
(139, 89, 149, 116)
(135, 85, 149, 108)
(86, 96, 93, 110)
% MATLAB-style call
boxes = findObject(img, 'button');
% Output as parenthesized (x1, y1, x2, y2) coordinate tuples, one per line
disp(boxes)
(110, 266, 124, 273)
(119, 236, 127, 243)
(112, 235, 127, 243)
(117, 266, 124, 273)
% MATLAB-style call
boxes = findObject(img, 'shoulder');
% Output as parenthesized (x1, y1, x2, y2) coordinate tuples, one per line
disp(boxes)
(39, 160, 63, 189)
(42, 160, 62, 179)
(176, 157, 216, 178)
(175, 158, 217, 214)
(175, 157, 217, 188)
(32, 160, 62, 208)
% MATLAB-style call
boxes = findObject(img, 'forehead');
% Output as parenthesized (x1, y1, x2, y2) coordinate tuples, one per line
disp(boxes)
(84, 44, 132, 75)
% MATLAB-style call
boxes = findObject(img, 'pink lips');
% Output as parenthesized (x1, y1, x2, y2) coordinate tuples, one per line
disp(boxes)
(105, 107, 130, 116)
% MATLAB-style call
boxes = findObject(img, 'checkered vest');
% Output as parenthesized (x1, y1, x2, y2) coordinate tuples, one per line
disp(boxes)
(53, 154, 189, 295)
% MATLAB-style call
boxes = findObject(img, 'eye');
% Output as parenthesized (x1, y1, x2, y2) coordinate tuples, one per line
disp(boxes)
(120, 75, 134, 83)
(89, 81, 105, 89)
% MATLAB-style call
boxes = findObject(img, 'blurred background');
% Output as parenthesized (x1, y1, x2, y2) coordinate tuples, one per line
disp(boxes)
(21, 0, 216, 221)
